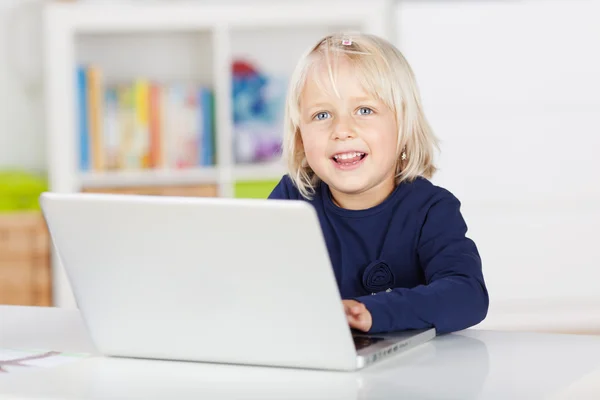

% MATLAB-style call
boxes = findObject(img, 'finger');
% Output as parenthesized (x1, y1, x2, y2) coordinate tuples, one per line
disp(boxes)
(343, 303, 351, 315)
(348, 310, 365, 324)
(347, 313, 360, 326)
(348, 316, 360, 330)
(353, 311, 369, 326)
(349, 316, 369, 332)
(351, 304, 365, 315)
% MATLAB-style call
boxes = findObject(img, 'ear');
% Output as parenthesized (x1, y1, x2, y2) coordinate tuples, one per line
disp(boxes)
(395, 141, 408, 175)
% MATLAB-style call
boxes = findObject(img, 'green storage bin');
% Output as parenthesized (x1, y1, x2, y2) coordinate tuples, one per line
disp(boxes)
(0, 171, 48, 212)
(234, 180, 279, 199)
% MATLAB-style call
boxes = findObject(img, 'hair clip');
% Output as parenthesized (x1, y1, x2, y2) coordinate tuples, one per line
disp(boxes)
(341, 38, 352, 46)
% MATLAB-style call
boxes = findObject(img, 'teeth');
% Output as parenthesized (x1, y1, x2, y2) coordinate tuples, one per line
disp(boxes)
(333, 152, 364, 160)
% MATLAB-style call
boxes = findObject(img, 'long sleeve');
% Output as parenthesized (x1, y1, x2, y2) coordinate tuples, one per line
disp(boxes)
(355, 193, 489, 335)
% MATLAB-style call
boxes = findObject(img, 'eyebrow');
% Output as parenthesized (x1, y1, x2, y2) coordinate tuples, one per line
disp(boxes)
(305, 102, 330, 109)
(349, 96, 376, 103)
(304, 96, 376, 110)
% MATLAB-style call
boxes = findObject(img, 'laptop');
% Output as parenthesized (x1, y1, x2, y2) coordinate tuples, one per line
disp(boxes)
(39, 192, 435, 371)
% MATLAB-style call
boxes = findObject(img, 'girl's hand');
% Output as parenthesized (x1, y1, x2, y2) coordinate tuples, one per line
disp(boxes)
(342, 300, 372, 332)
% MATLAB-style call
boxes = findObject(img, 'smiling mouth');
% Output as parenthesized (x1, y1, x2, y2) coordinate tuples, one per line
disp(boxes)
(331, 151, 367, 166)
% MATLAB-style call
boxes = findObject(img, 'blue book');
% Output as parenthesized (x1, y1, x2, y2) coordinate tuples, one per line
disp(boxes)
(199, 87, 215, 166)
(76, 66, 90, 171)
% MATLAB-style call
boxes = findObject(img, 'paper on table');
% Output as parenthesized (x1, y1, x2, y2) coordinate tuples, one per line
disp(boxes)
(0, 349, 88, 374)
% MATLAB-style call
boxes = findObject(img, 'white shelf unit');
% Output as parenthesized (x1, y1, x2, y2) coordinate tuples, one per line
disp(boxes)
(42, 0, 395, 307)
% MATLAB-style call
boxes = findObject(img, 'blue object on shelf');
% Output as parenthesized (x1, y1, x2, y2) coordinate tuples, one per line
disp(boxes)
(232, 60, 285, 164)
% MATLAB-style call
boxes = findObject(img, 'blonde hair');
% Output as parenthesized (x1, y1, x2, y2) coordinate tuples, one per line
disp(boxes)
(282, 32, 439, 199)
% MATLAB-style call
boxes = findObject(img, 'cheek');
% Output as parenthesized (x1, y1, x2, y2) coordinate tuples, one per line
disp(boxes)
(368, 122, 398, 163)
(366, 121, 396, 142)
(299, 128, 326, 158)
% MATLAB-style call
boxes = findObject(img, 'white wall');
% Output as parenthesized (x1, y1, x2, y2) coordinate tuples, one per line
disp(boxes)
(1, 0, 599, 308)
(396, 0, 600, 303)
(0, 0, 45, 171)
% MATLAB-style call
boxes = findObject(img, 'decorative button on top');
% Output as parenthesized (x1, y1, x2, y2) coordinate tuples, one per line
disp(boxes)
(362, 260, 395, 294)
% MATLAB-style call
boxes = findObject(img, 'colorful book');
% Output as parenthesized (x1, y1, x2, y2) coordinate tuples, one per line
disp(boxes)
(87, 66, 104, 171)
(74, 65, 216, 172)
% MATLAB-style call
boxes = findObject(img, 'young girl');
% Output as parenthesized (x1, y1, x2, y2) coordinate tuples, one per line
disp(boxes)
(268, 32, 488, 335)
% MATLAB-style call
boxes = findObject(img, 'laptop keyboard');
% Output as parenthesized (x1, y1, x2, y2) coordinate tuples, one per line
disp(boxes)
(353, 335, 385, 350)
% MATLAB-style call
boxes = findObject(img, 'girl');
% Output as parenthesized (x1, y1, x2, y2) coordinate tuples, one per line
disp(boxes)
(268, 32, 488, 335)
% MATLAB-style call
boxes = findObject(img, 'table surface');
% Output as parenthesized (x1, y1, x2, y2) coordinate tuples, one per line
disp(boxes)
(1, 305, 600, 399)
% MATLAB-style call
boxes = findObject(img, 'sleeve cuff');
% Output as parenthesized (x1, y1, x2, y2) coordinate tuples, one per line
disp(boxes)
(353, 294, 391, 334)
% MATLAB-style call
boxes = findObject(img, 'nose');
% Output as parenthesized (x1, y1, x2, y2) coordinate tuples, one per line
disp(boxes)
(332, 115, 356, 141)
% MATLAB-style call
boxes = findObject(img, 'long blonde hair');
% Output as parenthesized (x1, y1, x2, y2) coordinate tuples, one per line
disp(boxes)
(283, 32, 438, 199)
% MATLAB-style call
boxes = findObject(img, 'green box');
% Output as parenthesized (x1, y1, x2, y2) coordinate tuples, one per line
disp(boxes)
(234, 180, 279, 199)
(0, 171, 48, 212)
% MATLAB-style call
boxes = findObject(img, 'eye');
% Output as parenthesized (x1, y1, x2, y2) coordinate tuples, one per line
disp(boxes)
(357, 107, 374, 115)
(314, 111, 331, 121)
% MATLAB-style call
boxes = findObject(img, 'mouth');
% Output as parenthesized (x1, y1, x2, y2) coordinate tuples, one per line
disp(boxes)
(331, 151, 368, 170)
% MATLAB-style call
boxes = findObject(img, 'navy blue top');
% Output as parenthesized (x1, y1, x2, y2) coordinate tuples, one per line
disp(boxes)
(268, 175, 489, 335)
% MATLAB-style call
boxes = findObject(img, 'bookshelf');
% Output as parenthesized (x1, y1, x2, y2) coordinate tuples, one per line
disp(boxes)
(42, 0, 395, 307)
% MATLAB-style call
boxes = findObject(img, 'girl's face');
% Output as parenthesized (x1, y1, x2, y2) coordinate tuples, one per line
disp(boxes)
(298, 58, 399, 210)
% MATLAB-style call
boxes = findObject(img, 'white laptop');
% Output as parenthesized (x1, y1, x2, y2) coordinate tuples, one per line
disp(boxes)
(39, 192, 435, 371)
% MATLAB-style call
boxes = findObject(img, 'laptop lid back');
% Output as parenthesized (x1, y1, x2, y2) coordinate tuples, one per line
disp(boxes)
(40, 192, 357, 371)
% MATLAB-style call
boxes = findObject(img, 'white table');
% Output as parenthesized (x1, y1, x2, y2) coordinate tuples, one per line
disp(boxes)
(1, 306, 600, 399)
